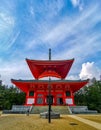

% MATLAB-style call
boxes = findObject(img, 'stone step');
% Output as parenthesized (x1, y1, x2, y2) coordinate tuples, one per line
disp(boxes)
(30, 106, 71, 114)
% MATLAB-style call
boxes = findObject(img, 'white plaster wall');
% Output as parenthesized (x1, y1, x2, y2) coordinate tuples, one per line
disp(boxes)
(65, 98, 73, 105)
(27, 98, 35, 104)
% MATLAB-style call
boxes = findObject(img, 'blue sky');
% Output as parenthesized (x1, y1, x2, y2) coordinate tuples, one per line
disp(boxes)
(0, 0, 101, 85)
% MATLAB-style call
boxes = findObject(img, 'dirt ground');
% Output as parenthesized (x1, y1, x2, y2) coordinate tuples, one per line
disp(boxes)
(0, 114, 100, 130)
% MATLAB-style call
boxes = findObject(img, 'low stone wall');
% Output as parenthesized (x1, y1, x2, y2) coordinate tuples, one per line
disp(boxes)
(3, 105, 31, 114)
(69, 106, 97, 114)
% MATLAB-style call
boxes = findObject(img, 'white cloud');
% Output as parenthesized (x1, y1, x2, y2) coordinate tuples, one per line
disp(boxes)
(70, 0, 84, 11)
(0, 12, 14, 31)
(0, 12, 15, 50)
(6, 31, 20, 49)
(71, 0, 79, 7)
(46, 3, 101, 63)
(41, 0, 65, 17)
(0, 60, 33, 85)
(0, 1, 101, 86)
(42, 3, 99, 48)
(79, 62, 101, 80)
(67, 75, 79, 80)
(30, 6, 35, 15)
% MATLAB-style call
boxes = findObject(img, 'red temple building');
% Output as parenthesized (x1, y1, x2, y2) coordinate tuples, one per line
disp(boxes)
(11, 54, 88, 106)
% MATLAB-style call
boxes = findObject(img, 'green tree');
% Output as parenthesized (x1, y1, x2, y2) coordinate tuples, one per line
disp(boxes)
(74, 89, 87, 106)
(0, 85, 26, 110)
(85, 81, 101, 112)
(75, 80, 101, 113)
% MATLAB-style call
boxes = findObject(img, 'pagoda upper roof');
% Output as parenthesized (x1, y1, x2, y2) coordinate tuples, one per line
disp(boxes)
(11, 79, 88, 93)
(26, 58, 74, 79)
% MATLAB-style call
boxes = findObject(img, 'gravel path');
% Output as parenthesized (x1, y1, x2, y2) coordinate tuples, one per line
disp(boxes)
(68, 115, 101, 130)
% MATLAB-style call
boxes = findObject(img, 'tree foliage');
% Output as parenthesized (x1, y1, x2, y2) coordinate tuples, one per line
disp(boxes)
(0, 85, 26, 110)
(74, 80, 101, 112)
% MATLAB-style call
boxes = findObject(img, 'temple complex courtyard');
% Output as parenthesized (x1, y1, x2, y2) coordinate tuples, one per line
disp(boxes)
(0, 113, 101, 130)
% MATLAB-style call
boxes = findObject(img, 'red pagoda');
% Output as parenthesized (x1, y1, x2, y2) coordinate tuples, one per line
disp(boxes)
(11, 51, 88, 106)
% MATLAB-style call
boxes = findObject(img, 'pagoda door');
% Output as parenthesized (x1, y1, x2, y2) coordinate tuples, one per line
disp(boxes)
(56, 93, 64, 105)
(46, 95, 53, 105)
(36, 93, 44, 105)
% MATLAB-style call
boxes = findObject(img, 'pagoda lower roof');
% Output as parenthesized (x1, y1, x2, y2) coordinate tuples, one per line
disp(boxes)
(26, 59, 74, 79)
(11, 79, 88, 93)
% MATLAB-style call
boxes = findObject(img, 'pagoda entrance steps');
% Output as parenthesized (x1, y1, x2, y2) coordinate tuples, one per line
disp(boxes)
(30, 106, 72, 114)
(3, 105, 72, 114)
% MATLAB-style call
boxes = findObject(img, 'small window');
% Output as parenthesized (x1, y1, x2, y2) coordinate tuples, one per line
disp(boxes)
(57, 94, 62, 97)
(66, 91, 71, 96)
(38, 94, 43, 97)
(29, 91, 34, 96)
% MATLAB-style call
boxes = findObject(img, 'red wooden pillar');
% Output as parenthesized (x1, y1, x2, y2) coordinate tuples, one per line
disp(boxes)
(25, 92, 28, 105)
(43, 89, 46, 105)
(71, 91, 75, 106)
(63, 91, 66, 105)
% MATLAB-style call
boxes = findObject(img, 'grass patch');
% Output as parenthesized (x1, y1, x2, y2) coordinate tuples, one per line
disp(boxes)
(0, 114, 98, 130)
